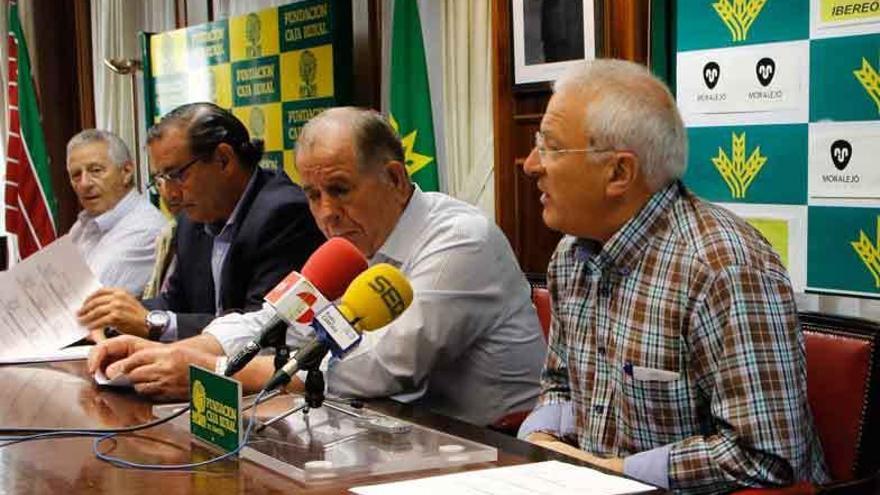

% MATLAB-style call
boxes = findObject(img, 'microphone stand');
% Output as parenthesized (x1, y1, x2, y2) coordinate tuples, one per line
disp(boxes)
(264, 322, 291, 375)
(256, 330, 329, 432)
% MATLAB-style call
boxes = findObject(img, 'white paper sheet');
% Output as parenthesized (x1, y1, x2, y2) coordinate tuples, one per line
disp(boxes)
(350, 460, 655, 495)
(93, 368, 132, 387)
(0, 344, 92, 364)
(0, 236, 100, 359)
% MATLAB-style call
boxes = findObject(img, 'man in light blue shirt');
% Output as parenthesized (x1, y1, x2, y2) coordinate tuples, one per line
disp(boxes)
(66, 129, 166, 296)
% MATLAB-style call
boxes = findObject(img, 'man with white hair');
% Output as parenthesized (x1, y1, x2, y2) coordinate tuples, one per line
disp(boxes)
(66, 129, 166, 295)
(517, 59, 828, 492)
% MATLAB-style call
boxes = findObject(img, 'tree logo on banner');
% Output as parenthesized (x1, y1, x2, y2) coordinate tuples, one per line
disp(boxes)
(713, 0, 767, 42)
(249, 106, 266, 140)
(851, 216, 880, 288)
(389, 115, 433, 177)
(191, 380, 208, 427)
(299, 49, 318, 98)
(853, 55, 880, 115)
(712, 132, 767, 199)
(245, 13, 262, 58)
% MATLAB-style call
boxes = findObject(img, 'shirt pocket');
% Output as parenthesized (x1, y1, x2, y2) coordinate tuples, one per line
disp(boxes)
(616, 340, 693, 449)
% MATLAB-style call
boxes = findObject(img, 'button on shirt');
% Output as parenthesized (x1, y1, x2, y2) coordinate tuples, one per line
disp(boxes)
(68, 190, 167, 295)
(206, 187, 546, 426)
(521, 182, 827, 492)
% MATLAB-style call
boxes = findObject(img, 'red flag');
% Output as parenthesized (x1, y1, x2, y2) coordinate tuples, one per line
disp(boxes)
(5, 0, 58, 259)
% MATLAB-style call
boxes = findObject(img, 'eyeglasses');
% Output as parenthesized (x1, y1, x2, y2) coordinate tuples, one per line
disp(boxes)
(533, 132, 616, 162)
(147, 155, 202, 194)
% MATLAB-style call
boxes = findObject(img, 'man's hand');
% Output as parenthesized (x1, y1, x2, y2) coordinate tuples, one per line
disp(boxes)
(87, 334, 159, 376)
(525, 431, 624, 473)
(105, 344, 219, 401)
(78, 288, 149, 338)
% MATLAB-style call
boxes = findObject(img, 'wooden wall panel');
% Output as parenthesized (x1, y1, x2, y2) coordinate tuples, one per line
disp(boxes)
(30, 0, 93, 234)
(493, 0, 651, 274)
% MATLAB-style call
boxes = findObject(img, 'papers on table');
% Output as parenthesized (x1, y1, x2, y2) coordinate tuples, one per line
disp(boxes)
(0, 236, 100, 361)
(93, 367, 132, 387)
(0, 344, 92, 364)
(350, 460, 656, 495)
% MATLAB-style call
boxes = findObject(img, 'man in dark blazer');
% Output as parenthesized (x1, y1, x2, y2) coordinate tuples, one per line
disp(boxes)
(77, 102, 324, 340)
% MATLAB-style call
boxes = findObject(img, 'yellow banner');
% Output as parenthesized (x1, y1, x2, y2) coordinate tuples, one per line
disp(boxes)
(747, 218, 790, 268)
(280, 44, 335, 101)
(146, 0, 350, 182)
(150, 31, 187, 77)
(229, 8, 280, 62)
(232, 103, 283, 151)
(821, 0, 880, 23)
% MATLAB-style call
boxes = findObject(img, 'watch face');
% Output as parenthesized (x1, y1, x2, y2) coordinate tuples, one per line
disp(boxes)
(148, 311, 169, 329)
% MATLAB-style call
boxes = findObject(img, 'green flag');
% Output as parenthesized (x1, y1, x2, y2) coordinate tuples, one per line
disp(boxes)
(390, 0, 439, 191)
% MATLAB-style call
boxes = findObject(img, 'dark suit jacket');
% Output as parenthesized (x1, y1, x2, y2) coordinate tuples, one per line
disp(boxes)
(143, 167, 325, 338)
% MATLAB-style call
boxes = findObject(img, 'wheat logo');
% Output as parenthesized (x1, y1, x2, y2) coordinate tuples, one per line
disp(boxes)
(712, 132, 768, 199)
(851, 216, 880, 288)
(713, 0, 767, 42)
(853, 55, 880, 115)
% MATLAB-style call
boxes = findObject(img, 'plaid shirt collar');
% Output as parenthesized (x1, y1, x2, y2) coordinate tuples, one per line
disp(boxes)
(576, 181, 681, 274)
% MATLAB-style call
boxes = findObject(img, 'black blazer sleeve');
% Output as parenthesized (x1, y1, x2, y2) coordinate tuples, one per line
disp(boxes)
(142, 214, 217, 336)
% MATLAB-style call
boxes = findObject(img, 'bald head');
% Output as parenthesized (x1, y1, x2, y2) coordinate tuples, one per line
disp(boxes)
(296, 107, 405, 175)
(554, 59, 687, 190)
(294, 107, 413, 258)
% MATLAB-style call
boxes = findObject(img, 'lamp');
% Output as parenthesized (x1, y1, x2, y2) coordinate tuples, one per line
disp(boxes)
(103, 57, 145, 192)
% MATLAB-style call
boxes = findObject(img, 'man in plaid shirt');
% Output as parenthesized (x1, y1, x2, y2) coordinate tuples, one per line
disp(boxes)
(517, 59, 828, 493)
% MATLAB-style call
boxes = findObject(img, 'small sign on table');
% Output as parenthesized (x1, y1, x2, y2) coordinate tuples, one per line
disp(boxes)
(189, 364, 242, 452)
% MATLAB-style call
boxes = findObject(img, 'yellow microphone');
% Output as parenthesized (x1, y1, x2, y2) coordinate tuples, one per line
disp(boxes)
(338, 263, 414, 332)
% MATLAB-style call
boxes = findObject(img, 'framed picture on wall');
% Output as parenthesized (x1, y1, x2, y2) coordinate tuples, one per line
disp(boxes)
(512, 0, 596, 87)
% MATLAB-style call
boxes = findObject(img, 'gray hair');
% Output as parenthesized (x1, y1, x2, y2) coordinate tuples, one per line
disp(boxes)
(554, 59, 687, 190)
(66, 129, 132, 167)
(296, 107, 405, 174)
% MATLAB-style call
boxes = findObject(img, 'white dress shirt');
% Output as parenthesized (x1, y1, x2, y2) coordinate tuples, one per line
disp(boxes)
(68, 190, 167, 296)
(206, 187, 546, 425)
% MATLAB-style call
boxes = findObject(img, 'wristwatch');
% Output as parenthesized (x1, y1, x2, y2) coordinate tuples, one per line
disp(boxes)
(146, 310, 170, 341)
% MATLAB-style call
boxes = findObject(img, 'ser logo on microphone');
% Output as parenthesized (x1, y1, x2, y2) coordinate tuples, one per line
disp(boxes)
(368, 276, 407, 317)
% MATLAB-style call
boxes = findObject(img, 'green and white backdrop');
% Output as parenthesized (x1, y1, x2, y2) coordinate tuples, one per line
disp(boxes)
(676, 0, 880, 297)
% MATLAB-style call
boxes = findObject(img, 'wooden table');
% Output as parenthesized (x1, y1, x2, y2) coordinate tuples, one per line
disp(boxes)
(0, 360, 655, 494)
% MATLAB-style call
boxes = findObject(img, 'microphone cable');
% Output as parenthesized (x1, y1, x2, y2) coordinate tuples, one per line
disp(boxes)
(0, 390, 273, 472)
(92, 389, 269, 471)
(0, 405, 190, 445)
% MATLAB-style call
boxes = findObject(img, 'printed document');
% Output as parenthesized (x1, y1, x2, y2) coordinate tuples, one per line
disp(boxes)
(0, 236, 99, 362)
